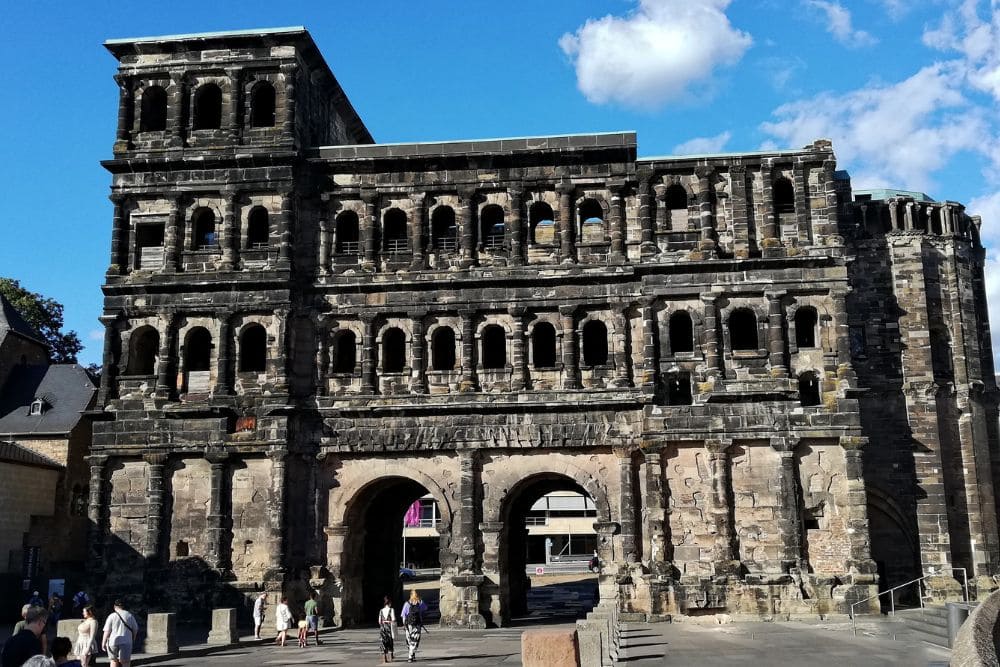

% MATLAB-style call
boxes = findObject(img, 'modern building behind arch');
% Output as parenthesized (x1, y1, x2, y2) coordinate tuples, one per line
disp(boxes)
(90, 27, 1000, 625)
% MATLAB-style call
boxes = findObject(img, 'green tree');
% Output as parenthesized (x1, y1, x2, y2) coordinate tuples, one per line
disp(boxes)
(0, 278, 82, 363)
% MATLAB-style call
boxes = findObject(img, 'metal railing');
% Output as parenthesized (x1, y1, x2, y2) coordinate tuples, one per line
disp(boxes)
(336, 241, 360, 254)
(432, 237, 458, 252)
(384, 239, 409, 254)
(850, 567, 968, 636)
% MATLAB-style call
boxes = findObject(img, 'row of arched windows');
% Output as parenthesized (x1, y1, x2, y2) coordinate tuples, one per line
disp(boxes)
(187, 206, 269, 251)
(124, 324, 268, 376)
(137, 80, 277, 134)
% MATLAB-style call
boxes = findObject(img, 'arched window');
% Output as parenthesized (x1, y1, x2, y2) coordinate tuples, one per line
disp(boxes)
(794, 307, 818, 348)
(529, 201, 555, 244)
(729, 309, 758, 351)
(799, 372, 821, 406)
(332, 330, 357, 373)
(192, 209, 218, 250)
(431, 327, 456, 371)
(930, 328, 953, 379)
(579, 199, 603, 227)
(582, 320, 609, 366)
(246, 207, 269, 249)
(773, 177, 795, 214)
(184, 327, 212, 372)
(665, 184, 688, 211)
(139, 86, 167, 132)
(249, 81, 276, 128)
(669, 311, 694, 354)
(382, 328, 406, 373)
(930, 208, 944, 235)
(383, 209, 408, 253)
(335, 211, 360, 254)
(239, 324, 267, 372)
(481, 325, 506, 369)
(480, 205, 505, 251)
(431, 206, 458, 251)
(532, 322, 557, 368)
(667, 373, 692, 405)
(126, 326, 159, 375)
(193, 83, 223, 130)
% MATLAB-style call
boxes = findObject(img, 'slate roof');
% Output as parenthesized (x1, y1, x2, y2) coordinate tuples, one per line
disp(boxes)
(0, 441, 62, 470)
(0, 294, 47, 348)
(0, 364, 96, 436)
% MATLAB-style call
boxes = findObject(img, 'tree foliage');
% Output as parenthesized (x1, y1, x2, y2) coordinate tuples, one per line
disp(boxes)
(0, 278, 82, 363)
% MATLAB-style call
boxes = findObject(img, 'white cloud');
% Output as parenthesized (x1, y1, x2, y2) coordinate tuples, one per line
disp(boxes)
(805, 1, 877, 47)
(88, 329, 104, 342)
(969, 191, 1000, 245)
(923, 1, 1000, 104)
(877, 0, 909, 19)
(984, 250, 1000, 366)
(559, 0, 752, 110)
(673, 131, 732, 155)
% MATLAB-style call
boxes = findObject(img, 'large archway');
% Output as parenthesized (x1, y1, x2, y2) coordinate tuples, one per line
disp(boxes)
(498, 473, 600, 625)
(867, 491, 921, 608)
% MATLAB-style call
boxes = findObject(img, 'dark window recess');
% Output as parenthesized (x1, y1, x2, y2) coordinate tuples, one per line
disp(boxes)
(804, 518, 821, 531)
(239, 324, 267, 372)
(579, 198, 603, 225)
(669, 311, 694, 353)
(193, 83, 223, 130)
(139, 85, 167, 132)
(335, 211, 360, 254)
(480, 204, 505, 250)
(185, 328, 212, 372)
(432, 327, 456, 371)
(799, 373, 821, 406)
(729, 309, 758, 351)
(382, 328, 406, 372)
(582, 320, 609, 366)
(136, 224, 164, 249)
(127, 326, 159, 375)
(930, 329, 953, 378)
(481, 325, 506, 369)
(249, 81, 276, 128)
(665, 183, 688, 210)
(193, 209, 218, 250)
(532, 322, 557, 368)
(383, 209, 408, 253)
(431, 206, 458, 251)
(246, 207, 269, 249)
(529, 201, 555, 243)
(794, 307, 818, 348)
(333, 331, 357, 373)
(774, 177, 795, 214)
(849, 326, 867, 357)
(666, 374, 693, 405)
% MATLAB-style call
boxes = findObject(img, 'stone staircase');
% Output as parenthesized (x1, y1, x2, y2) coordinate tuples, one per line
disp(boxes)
(895, 604, 973, 648)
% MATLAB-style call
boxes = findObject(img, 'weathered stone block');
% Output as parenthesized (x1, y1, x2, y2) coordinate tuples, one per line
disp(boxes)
(521, 629, 580, 667)
(207, 608, 239, 645)
(145, 612, 177, 655)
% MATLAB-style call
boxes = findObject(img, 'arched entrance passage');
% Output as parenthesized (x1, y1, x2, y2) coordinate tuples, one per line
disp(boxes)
(867, 490, 921, 607)
(498, 473, 602, 625)
(335, 474, 450, 626)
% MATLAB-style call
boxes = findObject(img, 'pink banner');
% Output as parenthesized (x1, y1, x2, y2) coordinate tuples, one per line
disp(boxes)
(404, 500, 422, 527)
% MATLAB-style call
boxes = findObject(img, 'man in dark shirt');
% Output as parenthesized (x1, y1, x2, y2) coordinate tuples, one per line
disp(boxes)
(1, 605, 48, 667)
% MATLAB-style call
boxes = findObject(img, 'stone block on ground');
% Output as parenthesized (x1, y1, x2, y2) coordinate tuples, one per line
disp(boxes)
(576, 621, 604, 667)
(521, 629, 580, 667)
(145, 612, 177, 654)
(56, 619, 79, 649)
(208, 608, 239, 645)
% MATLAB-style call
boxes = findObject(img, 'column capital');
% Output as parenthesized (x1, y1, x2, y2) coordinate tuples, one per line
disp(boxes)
(267, 448, 288, 463)
(457, 185, 478, 200)
(205, 451, 230, 466)
(593, 521, 621, 537)
(699, 292, 719, 305)
(359, 312, 378, 326)
(361, 189, 379, 205)
(769, 437, 798, 453)
(109, 193, 128, 206)
(507, 186, 524, 199)
(144, 452, 169, 467)
(86, 454, 109, 466)
(764, 290, 788, 302)
(507, 305, 527, 318)
(839, 435, 869, 451)
(558, 304, 577, 318)
(555, 181, 576, 196)
(694, 165, 716, 180)
(704, 438, 732, 454)
(409, 191, 426, 205)
(279, 62, 299, 76)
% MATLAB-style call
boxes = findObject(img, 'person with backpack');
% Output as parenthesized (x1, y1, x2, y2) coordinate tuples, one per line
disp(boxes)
(100, 600, 138, 667)
(400, 590, 428, 663)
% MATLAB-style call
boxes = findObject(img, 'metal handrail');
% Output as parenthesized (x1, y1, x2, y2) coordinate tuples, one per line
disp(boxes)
(850, 567, 968, 636)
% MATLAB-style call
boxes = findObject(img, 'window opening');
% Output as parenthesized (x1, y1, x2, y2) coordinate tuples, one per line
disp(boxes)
(431, 206, 458, 252)
(246, 207, 269, 249)
(185, 328, 212, 372)
(332, 330, 357, 373)
(335, 211, 360, 254)
(529, 201, 555, 244)
(799, 372, 821, 406)
(136, 224, 165, 269)
(239, 324, 267, 372)
(666, 374, 692, 405)
(382, 328, 406, 372)
(729, 309, 758, 351)
(481, 325, 506, 369)
(383, 209, 408, 254)
(139, 85, 167, 132)
(773, 177, 795, 214)
(669, 311, 694, 354)
(665, 184, 687, 210)
(582, 320, 609, 366)
(29, 399, 44, 416)
(249, 81, 276, 128)
(532, 322, 557, 368)
(794, 307, 818, 348)
(193, 83, 223, 130)
(127, 326, 159, 375)
(480, 204, 505, 251)
(431, 328, 456, 371)
(579, 199, 603, 227)
(192, 209, 218, 250)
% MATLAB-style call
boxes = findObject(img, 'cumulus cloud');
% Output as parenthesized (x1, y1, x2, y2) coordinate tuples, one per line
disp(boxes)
(673, 131, 732, 155)
(805, 1, 877, 47)
(559, 0, 752, 110)
(923, 1, 1000, 104)
(969, 191, 1000, 244)
(759, 63, 988, 192)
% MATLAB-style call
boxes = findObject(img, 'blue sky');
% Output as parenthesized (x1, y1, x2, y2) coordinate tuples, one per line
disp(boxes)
(2, 0, 999, 365)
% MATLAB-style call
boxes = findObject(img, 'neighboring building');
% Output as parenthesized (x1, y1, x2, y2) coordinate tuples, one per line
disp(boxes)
(91, 27, 998, 627)
(0, 295, 96, 601)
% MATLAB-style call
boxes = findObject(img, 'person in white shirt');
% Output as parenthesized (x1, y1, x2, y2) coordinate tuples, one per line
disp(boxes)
(252, 593, 267, 640)
(274, 596, 292, 647)
(101, 600, 138, 667)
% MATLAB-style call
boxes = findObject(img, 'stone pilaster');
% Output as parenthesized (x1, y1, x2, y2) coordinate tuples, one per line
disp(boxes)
(508, 188, 524, 266)
(771, 438, 804, 571)
(609, 183, 627, 263)
(839, 436, 878, 576)
(409, 193, 426, 270)
(559, 305, 581, 389)
(362, 191, 378, 269)
(107, 195, 127, 276)
(556, 182, 576, 263)
(318, 217, 331, 275)
(614, 306, 632, 387)
(153, 313, 176, 399)
(273, 308, 290, 393)
(411, 313, 427, 394)
(360, 314, 377, 394)
(226, 67, 242, 143)
(219, 189, 239, 271)
(765, 291, 788, 378)
(214, 313, 232, 395)
(459, 189, 477, 268)
(164, 195, 184, 272)
(86, 455, 108, 565)
(793, 162, 810, 243)
(456, 450, 478, 574)
(266, 449, 287, 579)
(509, 306, 527, 391)
(144, 453, 168, 563)
(113, 73, 132, 154)
(700, 293, 722, 379)
(205, 452, 230, 572)
(167, 72, 185, 149)
(760, 162, 782, 257)
(97, 315, 119, 406)
(830, 288, 857, 385)
(643, 450, 672, 574)
(639, 298, 658, 391)
(729, 165, 750, 257)
(637, 171, 656, 256)
(706, 439, 739, 574)
(276, 192, 293, 269)
(617, 450, 638, 563)
(696, 167, 717, 256)
(459, 311, 479, 392)
(279, 63, 297, 142)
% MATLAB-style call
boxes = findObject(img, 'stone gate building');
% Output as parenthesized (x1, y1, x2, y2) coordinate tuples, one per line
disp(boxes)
(89, 27, 1000, 625)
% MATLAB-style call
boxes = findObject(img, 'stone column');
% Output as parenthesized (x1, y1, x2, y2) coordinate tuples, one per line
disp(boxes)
(888, 199, 900, 231)
(729, 165, 750, 257)
(86, 455, 107, 564)
(220, 190, 238, 271)
(638, 170, 657, 256)
(761, 162, 777, 239)
(639, 298, 658, 391)
(609, 184, 626, 263)
(411, 313, 427, 394)
(614, 306, 632, 387)
(793, 162, 810, 243)
(113, 74, 133, 154)
(509, 306, 527, 391)
(557, 182, 576, 263)
(643, 450, 671, 573)
(205, 453, 230, 572)
(706, 439, 739, 574)
(144, 453, 168, 563)
(273, 308, 290, 394)
(618, 450, 638, 564)
(559, 305, 581, 389)
(266, 449, 287, 578)
(508, 188, 524, 266)
(840, 436, 878, 575)
(167, 73, 185, 149)
(276, 192, 293, 269)
(214, 313, 232, 396)
(700, 294, 722, 378)
(362, 191, 378, 269)
(107, 195, 127, 276)
(318, 217, 331, 276)
(456, 451, 478, 574)
(903, 200, 915, 231)
(765, 290, 788, 378)
(459, 189, 477, 268)
(360, 315, 377, 394)
(226, 68, 242, 143)
(164, 196, 184, 272)
(279, 63, 297, 142)
(771, 438, 804, 571)
(154, 313, 176, 399)
(96, 315, 118, 406)
(696, 167, 717, 256)
(831, 288, 857, 385)
(409, 193, 427, 270)
(459, 311, 479, 392)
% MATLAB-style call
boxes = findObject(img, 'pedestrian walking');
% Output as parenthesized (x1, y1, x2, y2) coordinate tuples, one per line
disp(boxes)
(304, 591, 321, 646)
(51, 636, 82, 667)
(377, 595, 396, 663)
(252, 592, 267, 640)
(74, 606, 99, 667)
(401, 590, 428, 663)
(101, 599, 138, 667)
(296, 618, 308, 648)
(274, 596, 292, 647)
(1, 605, 48, 667)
